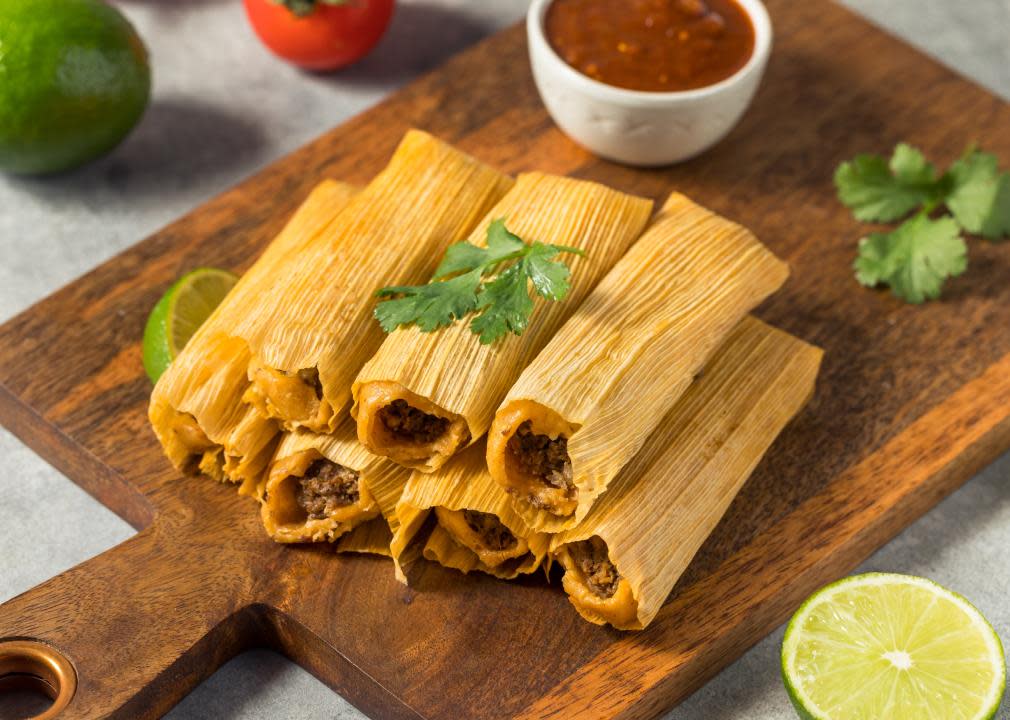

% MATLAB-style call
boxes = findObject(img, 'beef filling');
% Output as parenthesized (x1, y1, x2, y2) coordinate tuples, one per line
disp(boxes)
(295, 459, 360, 520)
(508, 421, 574, 496)
(295, 367, 324, 400)
(569, 536, 621, 599)
(379, 399, 449, 444)
(463, 510, 517, 551)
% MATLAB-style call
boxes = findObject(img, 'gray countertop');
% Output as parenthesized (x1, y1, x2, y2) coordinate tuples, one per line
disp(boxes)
(1, 1, 1008, 718)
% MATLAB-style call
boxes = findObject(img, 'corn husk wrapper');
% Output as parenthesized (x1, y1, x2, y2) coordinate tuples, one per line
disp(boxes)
(261, 420, 411, 544)
(551, 317, 822, 630)
(240, 129, 514, 434)
(391, 442, 550, 581)
(335, 517, 394, 557)
(149, 181, 358, 495)
(352, 173, 654, 472)
(488, 193, 790, 532)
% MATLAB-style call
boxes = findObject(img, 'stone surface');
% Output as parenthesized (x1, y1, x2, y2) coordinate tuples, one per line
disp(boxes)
(0, 1, 1007, 718)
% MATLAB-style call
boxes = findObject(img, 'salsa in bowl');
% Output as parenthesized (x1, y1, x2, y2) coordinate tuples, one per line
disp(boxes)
(527, 0, 771, 166)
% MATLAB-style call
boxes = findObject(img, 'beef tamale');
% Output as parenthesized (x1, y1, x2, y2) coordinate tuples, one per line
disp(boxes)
(262, 419, 410, 544)
(487, 193, 789, 532)
(551, 318, 822, 630)
(240, 130, 514, 434)
(390, 442, 549, 581)
(149, 180, 357, 495)
(352, 173, 654, 473)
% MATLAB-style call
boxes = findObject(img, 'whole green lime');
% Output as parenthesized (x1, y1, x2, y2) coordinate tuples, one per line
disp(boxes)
(0, 0, 151, 174)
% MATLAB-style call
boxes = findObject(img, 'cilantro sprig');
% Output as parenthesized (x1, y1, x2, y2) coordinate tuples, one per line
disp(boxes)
(835, 143, 1009, 303)
(374, 219, 584, 344)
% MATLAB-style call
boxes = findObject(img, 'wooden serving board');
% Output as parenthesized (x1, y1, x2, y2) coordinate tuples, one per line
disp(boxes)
(2, 2, 1009, 718)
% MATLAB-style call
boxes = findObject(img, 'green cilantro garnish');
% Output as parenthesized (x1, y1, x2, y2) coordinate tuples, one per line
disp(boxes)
(835, 143, 1009, 303)
(854, 214, 966, 304)
(945, 150, 1010, 239)
(374, 219, 584, 344)
(835, 144, 943, 223)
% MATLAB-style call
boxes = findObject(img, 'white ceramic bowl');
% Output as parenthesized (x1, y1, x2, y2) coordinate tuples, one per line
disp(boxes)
(527, 0, 773, 166)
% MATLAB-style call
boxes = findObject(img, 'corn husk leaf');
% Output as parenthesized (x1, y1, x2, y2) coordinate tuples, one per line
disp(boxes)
(494, 192, 790, 532)
(551, 317, 823, 630)
(337, 517, 394, 556)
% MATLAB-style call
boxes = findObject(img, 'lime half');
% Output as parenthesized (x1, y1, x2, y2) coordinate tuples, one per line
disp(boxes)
(142, 268, 238, 383)
(782, 573, 1005, 720)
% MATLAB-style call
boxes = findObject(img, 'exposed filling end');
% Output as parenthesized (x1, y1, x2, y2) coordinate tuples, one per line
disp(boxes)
(295, 459, 360, 520)
(568, 536, 621, 599)
(292, 367, 323, 400)
(508, 421, 574, 505)
(378, 399, 449, 444)
(172, 412, 214, 452)
(463, 510, 517, 552)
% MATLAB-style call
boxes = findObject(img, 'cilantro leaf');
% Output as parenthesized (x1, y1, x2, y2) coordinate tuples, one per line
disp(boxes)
(470, 264, 535, 344)
(433, 219, 525, 279)
(944, 150, 1010, 240)
(433, 243, 497, 279)
(834, 143, 941, 222)
(374, 268, 482, 332)
(854, 214, 967, 303)
(523, 243, 575, 301)
(375, 219, 582, 342)
(889, 143, 936, 185)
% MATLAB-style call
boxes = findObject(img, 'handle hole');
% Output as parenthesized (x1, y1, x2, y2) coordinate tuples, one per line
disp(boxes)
(0, 674, 56, 718)
(0, 640, 76, 719)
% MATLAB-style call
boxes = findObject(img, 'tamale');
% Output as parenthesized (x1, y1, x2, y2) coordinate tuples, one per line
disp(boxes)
(261, 420, 410, 544)
(487, 193, 789, 532)
(391, 442, 550, 581)
(149, 180, 358, 495)
(352, 173, 654, 472)
(240, 130, 514, 434)
(551, 317, 822, 630)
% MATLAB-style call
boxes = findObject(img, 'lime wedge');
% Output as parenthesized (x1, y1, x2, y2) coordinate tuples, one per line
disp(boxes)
(782, 573, 1005, 720)
(142, 268, 238, 383)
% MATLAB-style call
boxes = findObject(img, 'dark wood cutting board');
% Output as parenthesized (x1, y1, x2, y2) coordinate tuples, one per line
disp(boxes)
(2, 1, 1009, 718)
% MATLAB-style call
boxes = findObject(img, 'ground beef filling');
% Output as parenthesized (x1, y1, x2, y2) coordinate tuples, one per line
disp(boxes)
(378, 399, 449, 444)
(295, 459, 360, 520)
(462, 510, 517, 551)
(508, 421, 574, 497)
(569, 537, 621, 599)
(295, 367, 323, 400)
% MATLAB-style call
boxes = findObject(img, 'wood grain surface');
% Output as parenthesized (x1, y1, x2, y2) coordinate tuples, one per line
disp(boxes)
(1, 1, 1009, 718)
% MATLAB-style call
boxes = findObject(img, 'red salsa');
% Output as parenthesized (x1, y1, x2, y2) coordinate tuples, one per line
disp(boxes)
(545, 0, 755, 92)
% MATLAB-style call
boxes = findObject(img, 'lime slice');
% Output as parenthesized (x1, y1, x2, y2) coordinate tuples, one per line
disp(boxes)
(782, 573, 1005, 720)
(142, 268, 238, 383)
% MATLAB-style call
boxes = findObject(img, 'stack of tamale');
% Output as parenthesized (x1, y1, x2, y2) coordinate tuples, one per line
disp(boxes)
(148, 129, 822, 631)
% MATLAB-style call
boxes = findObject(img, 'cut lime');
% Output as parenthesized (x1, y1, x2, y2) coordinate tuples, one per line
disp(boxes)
(782, 573, 1005, 720)
(142, 268, 238, 383)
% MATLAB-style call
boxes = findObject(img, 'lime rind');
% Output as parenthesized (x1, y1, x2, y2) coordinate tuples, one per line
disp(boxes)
(141, 288, 173, 383)
(782, 572, 1005, 720)
(142, 268, 238, 383)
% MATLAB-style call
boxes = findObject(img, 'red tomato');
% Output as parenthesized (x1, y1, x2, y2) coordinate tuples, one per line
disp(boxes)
(243, 0, 395, 71)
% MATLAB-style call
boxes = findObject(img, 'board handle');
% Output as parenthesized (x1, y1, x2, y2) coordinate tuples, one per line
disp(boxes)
(0, 522, 249, 719)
